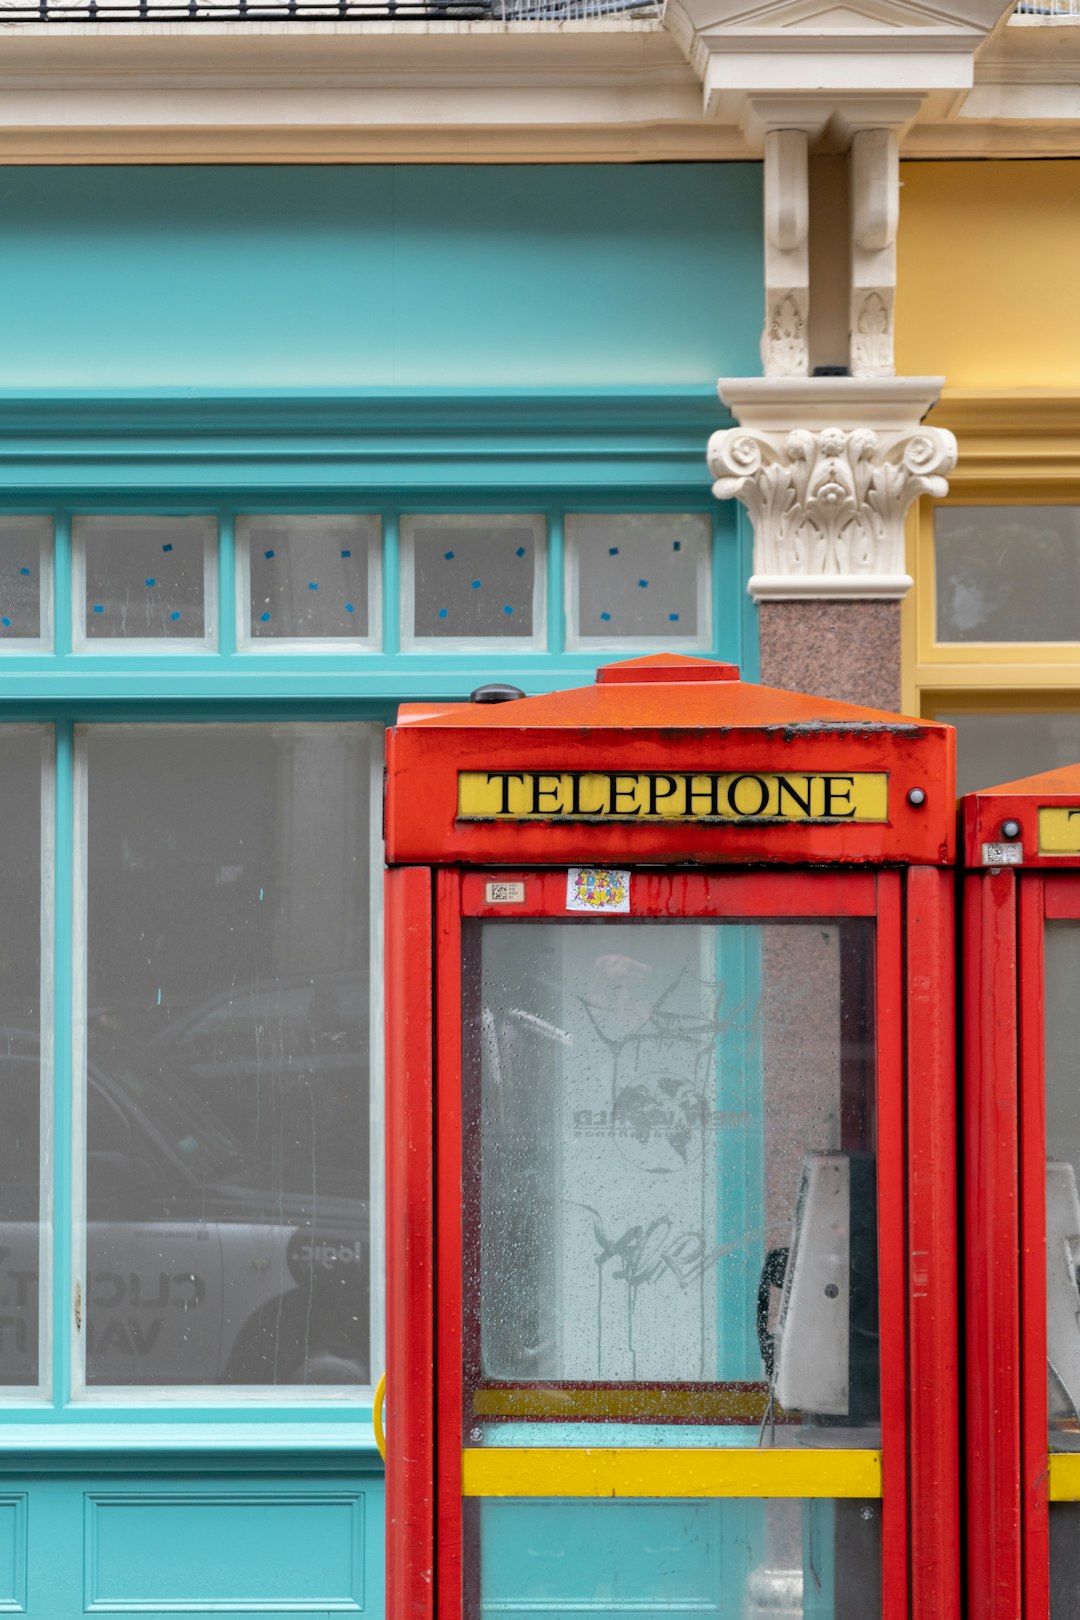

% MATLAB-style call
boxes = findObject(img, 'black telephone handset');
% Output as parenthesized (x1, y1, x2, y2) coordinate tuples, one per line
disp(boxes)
(755, 1246, 789, 1381)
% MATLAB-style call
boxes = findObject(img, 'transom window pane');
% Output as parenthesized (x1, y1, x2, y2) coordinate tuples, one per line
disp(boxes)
(76, 516, 215, 644)
(0, 518, 50, 644)
(403, 514, 543, 643)
(241, 515, 379, 644)
(81, 723, 376, 1389)
(0, 729, 47, 1389)
(933, 708, 1080, 797)
(934, 506, 1080, 643)
(566, 513, 711, 646)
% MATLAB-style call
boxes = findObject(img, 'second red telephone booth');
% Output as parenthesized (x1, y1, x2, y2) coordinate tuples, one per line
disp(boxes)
(384, 654, 959, 1620)
(963, 766, 1080, 1620)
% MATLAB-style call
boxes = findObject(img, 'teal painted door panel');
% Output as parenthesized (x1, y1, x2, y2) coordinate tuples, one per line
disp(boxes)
(1, 1467, 383, 1618)
(0, 166, 761, 388)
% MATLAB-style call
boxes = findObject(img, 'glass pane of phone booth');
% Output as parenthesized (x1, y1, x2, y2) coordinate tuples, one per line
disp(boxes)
(463, 915, 881, 1620)
(1046, 919, 1080, 1618)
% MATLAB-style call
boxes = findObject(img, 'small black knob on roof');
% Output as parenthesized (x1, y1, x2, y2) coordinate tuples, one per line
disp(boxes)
(470, 683, 525, 704)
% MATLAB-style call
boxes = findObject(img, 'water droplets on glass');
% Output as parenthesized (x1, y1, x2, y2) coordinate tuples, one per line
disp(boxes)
(242, 515, 379, 643)
(77, 515, 213, 642)
(404, 514, 543, 641)
(466, 917, 878, 1434)
(567, 513, 711, 646)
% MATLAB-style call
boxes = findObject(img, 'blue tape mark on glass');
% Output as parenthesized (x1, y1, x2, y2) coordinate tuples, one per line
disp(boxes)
(146, 577, 156, 587)
(341, 549, 352, 558)
(503, 605, 513, 615)
(669, 613, 680, 622)
(638, 579, 649, 588)
(170, 611, 181, 621)
(162, 543, 174, 553)
(471, 580, 482, 590)
(93, 605, 104, 614)
(19, 567, 30, 577)
(600, 611, 612, 621)
(438, 607, 448, 619)
(1, 618, 10, 629)
(308, 581, 319, 591)
(264, 550, 275, 560)
(444, 551, 455, 561)
(673, 541, 682, 551)
(260, 612, 271, 623)
(515, 546, 526, 558)
(609, 547, 619, 556)
(345, 603, 355, 614)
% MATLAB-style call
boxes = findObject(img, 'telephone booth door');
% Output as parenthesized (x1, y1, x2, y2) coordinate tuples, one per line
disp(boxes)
(962, 767, 1080, 1620)
(385, 656, 959, 1620)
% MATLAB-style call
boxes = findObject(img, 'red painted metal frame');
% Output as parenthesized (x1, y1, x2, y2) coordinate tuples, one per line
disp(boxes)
(419, 864, 947, 1620)
(963, 869, 1022, 1620)
(963, 765, 1080, 870)
(385, 867, 436, 1620)
(906, 866, 961, 1619)
(876, 871, 910, 1620)
(1019, 874, 1080, 1617)
(435, 867, 466, 1620)
(458, 868, 877, 919)
(385, 657, 954, 870)
(1020, 876, 1049, 1620)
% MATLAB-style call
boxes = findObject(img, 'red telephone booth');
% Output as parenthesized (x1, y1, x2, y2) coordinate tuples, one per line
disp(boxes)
(962, 766, 1080, 1620)
(384, 654, 959, 1620)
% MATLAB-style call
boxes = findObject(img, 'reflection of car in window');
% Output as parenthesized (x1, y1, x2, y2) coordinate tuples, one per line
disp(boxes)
(0, 1015, 369, 1389)
(147, 972, 369, 1201)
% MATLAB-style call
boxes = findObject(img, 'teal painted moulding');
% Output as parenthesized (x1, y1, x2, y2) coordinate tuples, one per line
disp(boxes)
(0, 388, 730, 493)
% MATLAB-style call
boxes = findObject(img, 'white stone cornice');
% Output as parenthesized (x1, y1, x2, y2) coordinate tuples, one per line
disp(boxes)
(665, 0, 1015, 139)
(3, 0, 1080, 161)
(709, 377, 957, 601)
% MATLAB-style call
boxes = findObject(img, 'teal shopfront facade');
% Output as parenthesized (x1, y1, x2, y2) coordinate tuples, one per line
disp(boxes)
(0, 161, 761, 1617)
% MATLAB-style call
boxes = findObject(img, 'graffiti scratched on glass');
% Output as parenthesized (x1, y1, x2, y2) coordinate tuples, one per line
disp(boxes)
(479, 925, 758, 1384)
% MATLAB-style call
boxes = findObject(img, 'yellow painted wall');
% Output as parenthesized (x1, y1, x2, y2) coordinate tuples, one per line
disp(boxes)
(896, 160, 1080, 388)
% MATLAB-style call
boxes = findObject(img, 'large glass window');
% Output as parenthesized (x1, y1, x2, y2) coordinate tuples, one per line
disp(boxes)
(79, 724, 378, 1390)
(0, 729, 49, 1390)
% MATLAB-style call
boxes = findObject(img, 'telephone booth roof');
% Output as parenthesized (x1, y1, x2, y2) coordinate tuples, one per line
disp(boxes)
(962, 759, 1080, 869)
(385, 654, 954, 866)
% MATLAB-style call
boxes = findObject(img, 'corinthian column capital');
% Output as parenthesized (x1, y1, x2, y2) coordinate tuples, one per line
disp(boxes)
(709, 378, 957, 602)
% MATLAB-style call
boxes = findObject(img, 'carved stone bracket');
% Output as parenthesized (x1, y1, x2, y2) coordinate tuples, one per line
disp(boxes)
(710, 377, 957, 601)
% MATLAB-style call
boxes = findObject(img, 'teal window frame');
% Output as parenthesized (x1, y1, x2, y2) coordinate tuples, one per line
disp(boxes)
(0, 389, 756, 1451)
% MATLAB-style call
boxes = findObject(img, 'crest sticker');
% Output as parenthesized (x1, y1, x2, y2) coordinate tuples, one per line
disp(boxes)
(566, 867, 631, 913)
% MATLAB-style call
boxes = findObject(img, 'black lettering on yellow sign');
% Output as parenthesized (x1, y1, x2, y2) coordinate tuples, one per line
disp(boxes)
(1038, 806, 1080, 855)
(458, 770, 888, 823)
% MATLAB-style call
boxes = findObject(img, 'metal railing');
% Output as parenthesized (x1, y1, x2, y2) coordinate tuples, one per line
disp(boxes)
(1014, 0, 1080, 16)
(0, 0, 660, 20)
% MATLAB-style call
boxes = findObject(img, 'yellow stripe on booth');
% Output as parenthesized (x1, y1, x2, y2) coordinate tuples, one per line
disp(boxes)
(462, 1447, 882, 1499)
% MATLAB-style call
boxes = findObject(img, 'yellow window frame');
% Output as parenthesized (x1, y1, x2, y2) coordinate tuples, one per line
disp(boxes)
(902, 391, 1080, 722)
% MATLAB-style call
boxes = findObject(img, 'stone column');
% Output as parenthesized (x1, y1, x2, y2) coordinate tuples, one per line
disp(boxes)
(709, 378, 957, 711)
